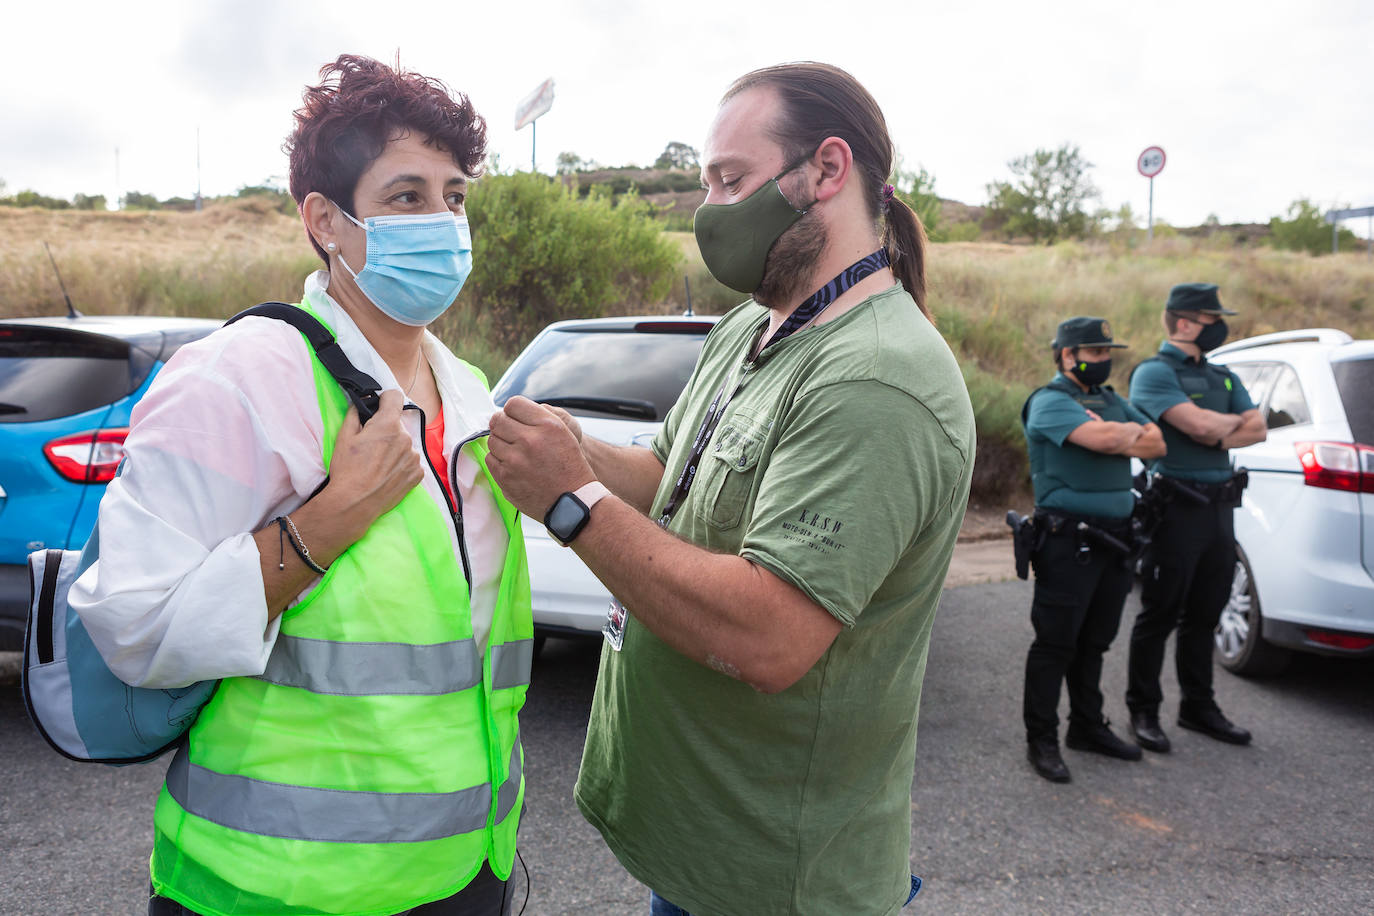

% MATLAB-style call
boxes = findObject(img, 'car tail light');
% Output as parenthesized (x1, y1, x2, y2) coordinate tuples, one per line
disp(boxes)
(1304, 629, 1374, 651)
(1294, 441, 1374, 493)
(43, 429, 129, 483)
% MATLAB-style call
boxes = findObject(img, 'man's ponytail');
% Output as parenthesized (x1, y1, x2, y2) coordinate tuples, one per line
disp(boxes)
(881, 192, 931, 321)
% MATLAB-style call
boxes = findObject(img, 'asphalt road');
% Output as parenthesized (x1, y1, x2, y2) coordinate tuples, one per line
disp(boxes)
(2, 580, 1372, 915)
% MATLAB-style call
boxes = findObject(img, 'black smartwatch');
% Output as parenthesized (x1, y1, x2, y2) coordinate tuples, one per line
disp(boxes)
(543, 482, 610, 546)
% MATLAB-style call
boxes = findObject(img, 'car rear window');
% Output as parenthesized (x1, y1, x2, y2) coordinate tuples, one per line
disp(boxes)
(493, 327, 709, 421)
(1332, 357, 1374, 445)
(0, 326, 135, 423)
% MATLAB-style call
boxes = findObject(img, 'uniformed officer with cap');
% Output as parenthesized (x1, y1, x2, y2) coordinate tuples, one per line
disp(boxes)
(1020, 317, 1166, 782)
(1125, 283, 1267, 752)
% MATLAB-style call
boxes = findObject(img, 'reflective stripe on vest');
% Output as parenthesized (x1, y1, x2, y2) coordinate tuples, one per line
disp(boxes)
(491, 638, 535, 690)
(165, 734, 522, 844)
(255, 635, 533, 695)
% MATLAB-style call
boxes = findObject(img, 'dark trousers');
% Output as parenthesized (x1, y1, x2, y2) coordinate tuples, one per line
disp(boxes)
(149, 859, 514, 916)
(1023, 524, 1135, 742)
(1127, 496, 1236, 714)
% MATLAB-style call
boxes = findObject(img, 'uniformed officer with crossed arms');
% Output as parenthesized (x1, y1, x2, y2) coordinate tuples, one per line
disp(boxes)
(1021, 317, 1166, 782)
(1126, 283, 1266, 752)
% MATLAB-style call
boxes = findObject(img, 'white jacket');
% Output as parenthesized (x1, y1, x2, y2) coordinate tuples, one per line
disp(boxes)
(70, 271, 508, 688)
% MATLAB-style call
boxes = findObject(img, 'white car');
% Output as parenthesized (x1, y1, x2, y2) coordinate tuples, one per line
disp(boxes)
(491, 315, 719, 640)
(1206, 328, 1374, 675)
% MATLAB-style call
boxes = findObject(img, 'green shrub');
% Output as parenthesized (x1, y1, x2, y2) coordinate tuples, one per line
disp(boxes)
(960, 361, 1031, 504)
(2, 189, 72, 209)
(1269, 199, 1360, 255)
(121, 191, 161, 210)
(934, 221, 981, 243)
(465, 173, 682, 344)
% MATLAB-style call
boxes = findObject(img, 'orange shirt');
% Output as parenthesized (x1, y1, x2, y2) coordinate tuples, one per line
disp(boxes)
(424, 411, 456, 507)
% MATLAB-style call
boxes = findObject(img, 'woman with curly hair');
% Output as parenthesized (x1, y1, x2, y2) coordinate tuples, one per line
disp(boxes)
(73, 54, 530, 916)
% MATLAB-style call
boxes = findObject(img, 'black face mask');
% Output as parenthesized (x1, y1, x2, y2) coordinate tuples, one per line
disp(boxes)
(1194, 318, 1228, 353)
(1069, 356, 1111, 388)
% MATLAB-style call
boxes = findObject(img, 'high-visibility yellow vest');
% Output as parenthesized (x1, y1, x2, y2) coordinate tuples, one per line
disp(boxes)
(149, 305, 532, 916)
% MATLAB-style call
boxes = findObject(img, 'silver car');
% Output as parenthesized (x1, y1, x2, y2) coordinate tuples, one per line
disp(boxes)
(491, 314, 719, 641)
(1208, 328, 1374, 675)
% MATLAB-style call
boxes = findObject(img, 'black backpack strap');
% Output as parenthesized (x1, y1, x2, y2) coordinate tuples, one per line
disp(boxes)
(225, 302, 382, 423)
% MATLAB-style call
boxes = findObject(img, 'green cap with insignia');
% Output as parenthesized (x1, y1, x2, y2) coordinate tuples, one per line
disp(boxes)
(1051, 316, 1128, 350)
(1165, 282, 1237, 315)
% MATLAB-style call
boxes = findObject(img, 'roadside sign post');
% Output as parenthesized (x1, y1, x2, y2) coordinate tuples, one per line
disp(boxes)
(1325, 206, 1374, 258)
(1137, 146, 1166, 241)
(514, 78, 556, 173)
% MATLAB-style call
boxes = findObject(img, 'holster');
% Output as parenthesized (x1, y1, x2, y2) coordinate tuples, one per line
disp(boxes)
(1006, 510, 1043, 580)
(1131, 472, 1207, 547)
(1218, 467, 1249, 505)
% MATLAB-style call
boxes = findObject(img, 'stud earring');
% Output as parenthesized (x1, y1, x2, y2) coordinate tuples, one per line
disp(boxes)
(326, 241, 337, 252)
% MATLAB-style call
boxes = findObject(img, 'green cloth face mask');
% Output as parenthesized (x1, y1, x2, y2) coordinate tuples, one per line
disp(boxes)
(693, 156, 814, 293)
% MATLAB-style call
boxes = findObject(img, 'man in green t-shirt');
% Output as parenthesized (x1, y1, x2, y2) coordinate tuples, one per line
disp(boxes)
(488, 63, 974, 916)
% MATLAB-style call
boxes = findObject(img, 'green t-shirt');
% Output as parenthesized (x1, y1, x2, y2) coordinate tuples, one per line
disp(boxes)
(574, 285, 975, 916)
(1023, 374, 1151, 519)
(1129, 342, 1256, 482)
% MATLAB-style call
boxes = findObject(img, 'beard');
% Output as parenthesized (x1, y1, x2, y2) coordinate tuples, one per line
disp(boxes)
(753, 209, 828, 309)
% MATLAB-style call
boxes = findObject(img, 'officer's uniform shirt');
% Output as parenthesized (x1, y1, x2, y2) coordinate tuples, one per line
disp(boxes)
(1023, 374, 1151, 520)
(1128, 342, 1255, 483)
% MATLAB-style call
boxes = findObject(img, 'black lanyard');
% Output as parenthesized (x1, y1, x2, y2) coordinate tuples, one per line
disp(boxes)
(656, 248, 890, 527)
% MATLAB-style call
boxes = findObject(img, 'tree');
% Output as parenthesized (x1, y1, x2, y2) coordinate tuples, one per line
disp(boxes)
(653, 141, 699, 171)
(8, 189, 71, 209)
(555, 151, 585, 175)
(121, 190, 161, 210)
(890, 162, 940, 238)
(72, 193, 107, 211)
(985, 144, 1099, 244)
(1269, 199, 1358, 255)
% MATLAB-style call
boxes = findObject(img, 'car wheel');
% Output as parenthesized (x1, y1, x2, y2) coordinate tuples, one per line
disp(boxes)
(1214, 547, 1290, 677)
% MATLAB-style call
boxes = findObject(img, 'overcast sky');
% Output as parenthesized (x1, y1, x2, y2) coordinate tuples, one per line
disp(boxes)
(4, 0, 1372, 234)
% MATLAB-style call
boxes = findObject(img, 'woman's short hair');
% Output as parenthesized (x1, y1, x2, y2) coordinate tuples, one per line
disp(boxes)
(285, 54, 488, 261)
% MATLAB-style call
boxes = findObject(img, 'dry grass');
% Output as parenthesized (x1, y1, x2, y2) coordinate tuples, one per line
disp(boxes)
(6, 203, 1372, 503)
(1, 199, 317, 320)
(932, 238, 1374, 390)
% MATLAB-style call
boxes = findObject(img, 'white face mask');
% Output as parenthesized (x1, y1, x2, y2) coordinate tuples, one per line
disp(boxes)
(334, 204, 473, 326)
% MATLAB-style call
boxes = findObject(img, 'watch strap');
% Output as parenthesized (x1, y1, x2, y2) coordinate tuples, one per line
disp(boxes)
(572, 481, 610, 511)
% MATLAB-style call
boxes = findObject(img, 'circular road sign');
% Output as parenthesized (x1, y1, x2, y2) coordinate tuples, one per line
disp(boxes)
(1138, 146, 1166, 178)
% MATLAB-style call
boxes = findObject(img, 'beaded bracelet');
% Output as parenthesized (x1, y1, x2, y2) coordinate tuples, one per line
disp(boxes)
(275, 515, 328, 575)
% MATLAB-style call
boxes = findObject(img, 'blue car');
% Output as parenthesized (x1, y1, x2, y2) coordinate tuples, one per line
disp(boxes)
(0, 314, 221, 649)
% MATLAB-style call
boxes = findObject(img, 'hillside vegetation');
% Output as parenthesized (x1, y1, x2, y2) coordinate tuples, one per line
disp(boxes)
(4, 202, 1372, 505)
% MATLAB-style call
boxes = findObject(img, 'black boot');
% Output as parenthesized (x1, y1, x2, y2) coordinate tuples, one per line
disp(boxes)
(1129, 710, 1171, 753)
(1027, 737, 1071, 783)
(1066, 719, 1144, 761)
(1179, 705, 1252, 745)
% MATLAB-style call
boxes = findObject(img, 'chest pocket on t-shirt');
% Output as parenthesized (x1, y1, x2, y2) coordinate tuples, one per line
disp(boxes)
(695, 408, 770, 530)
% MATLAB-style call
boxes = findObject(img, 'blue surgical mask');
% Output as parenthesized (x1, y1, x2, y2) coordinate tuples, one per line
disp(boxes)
(334, 204, 473, 327)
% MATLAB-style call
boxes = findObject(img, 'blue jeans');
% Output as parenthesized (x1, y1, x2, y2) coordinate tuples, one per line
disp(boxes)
(649, 875, 922, 914)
